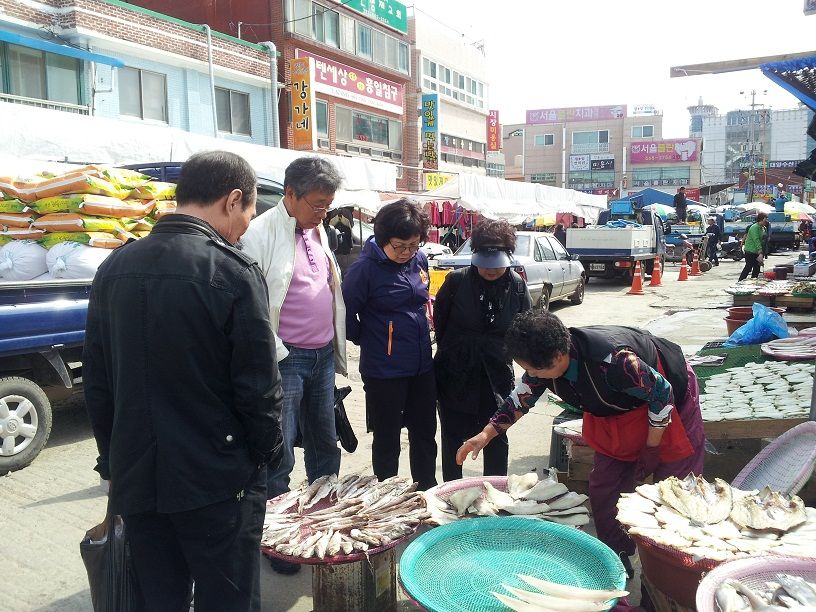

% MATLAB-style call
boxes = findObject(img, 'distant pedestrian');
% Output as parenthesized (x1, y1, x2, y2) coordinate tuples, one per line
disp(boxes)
(705, 217, 721, 266)
(84, 151, 283, 611)
(739, 212, 769, 281)
(673, 187, 687, 222)
(553, 223, 567, 246)
(241, 156, 346, 575)
(343, 200, 438, 490)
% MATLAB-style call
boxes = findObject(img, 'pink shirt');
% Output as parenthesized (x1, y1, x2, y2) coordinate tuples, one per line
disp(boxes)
(278, 228, 335, 349)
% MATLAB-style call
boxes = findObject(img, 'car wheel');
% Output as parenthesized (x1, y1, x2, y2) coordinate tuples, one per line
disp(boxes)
(536, 286, 551, 311)
(0, 377, 52, 474)
(570, 277, 585, 305)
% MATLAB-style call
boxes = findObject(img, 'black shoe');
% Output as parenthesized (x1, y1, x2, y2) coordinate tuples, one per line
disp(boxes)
(619, 553, 634, 579)
(266, 554, 301, 575)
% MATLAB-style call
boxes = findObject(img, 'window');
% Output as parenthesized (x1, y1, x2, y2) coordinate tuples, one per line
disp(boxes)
(357, 24, 372, 59)
(372, 30, 386, 65)
(550, 238, 569, 260)
(293, 0, 312, 37)
(119, 67, 167, 122)
(534, 134, 554, 146)
(316, 99, 328, 136)
(421, 57, 487, 111)
(573, 130, 608, 145)
(632, 167, 691, 187)
(398, 42, 409, 73)
(631, 125, 654, 138)
(1, 43, 82, 105)
(339, 14, 355, 52)
(336, 105, 401, 152)
(313, 4, 339, 47)
(537, 238, 556, 261)
(214, 87, 251, 135)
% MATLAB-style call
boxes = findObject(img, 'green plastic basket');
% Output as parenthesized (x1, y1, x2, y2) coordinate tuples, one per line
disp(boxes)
(399, 516, 626, 612)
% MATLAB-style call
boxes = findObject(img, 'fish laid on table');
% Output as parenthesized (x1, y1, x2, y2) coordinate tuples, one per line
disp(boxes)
(261, 474, 424, 560)
(658, 474, 733, 524)
(715, 575, 816, 611)
(426, 469, 589, 525)
(730, 487, 807, 532)
(492, 574, 628, 612)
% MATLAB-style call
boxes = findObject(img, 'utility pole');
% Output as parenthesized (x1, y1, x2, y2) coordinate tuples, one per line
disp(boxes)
(741, 89, 766, 203)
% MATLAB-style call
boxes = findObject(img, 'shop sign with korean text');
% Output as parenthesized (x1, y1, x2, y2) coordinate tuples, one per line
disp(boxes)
(487, 110, 500, 152)
(331, 0, 408, 33)
(569, 154, 590, 172)
(590, 153, 614, 171)
(526, 105, 626, 125)
(630, 139, 699, 164)
(424, 172, 452, 190)
(290, 57, 316, 151)
(767, 160, 804, 169)
(422, 93, 439, 170)
(295, 49, 403, 115)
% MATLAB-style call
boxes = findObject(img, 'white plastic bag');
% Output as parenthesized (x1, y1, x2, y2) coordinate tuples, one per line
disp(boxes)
(46, 241, 111, 279)
(0, 240, 48, 281)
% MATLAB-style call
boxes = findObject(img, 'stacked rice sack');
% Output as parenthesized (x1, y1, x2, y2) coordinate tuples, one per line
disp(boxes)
(0, 166, 176, 281)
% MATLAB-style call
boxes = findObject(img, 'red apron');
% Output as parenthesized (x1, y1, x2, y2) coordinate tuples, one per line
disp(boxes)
(580, 358, 694, 463)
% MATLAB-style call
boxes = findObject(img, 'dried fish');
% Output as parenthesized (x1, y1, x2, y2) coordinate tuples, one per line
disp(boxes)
(507, 472, 539, 499)
(304, 474, 338, 510)
(658, 474, 733, 524)
(501, 584, 610, 612)
(524, 481, 569, 502)
(730, 487, 807, 531)
(548, 492, 588, 511)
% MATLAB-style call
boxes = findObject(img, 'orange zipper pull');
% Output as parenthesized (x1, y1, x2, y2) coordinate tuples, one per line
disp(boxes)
(387, 321, 393, 356)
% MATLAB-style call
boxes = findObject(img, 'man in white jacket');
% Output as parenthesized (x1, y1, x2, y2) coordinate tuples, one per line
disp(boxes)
(242, 157, 346, 574)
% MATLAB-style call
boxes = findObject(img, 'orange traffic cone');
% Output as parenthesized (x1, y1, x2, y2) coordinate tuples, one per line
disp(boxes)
(678, 257, 689, 281)
(627, 261, 645, 295)
(690, 250, 702, 276)
(649, 255, 663, 287)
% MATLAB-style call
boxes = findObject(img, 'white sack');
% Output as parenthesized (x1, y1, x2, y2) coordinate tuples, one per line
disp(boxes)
(46, 241, 111, 279)
(0, 240, 48, 281)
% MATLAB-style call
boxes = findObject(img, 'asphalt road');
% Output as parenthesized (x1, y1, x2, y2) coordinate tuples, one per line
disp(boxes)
(0, 254, 770, 611)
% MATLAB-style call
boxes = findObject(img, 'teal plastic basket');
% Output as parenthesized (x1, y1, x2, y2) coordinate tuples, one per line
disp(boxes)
(399, 516, 626, 612)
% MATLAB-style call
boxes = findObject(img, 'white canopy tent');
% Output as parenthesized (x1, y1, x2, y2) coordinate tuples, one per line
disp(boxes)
(0, 102, 395, 210)
(423, 173, 608, 224)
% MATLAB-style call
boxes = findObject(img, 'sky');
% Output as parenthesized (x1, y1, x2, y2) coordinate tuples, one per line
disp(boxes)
(409, 0, 815, 137)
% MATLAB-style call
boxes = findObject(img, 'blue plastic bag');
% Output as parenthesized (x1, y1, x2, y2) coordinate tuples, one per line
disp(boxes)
(723, 302, 789, 347)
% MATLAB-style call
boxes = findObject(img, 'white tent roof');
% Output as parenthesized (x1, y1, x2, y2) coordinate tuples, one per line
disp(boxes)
(0, 102, 395, 210)
(424, 173, 608, 223)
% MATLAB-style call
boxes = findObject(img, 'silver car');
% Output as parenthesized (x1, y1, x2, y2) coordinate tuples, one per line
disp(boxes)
(435, 231, 586, 309)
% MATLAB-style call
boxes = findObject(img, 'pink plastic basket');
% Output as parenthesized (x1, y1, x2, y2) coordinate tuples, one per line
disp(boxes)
(696, 556, 816, 612)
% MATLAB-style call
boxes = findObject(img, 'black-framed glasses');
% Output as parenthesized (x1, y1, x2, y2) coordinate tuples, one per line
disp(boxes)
(388, 240, 424, 254)
(302, 195, 332, 213)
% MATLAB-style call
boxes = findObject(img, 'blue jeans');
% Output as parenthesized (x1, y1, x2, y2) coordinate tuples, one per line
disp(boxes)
(267, 342, 340, 499)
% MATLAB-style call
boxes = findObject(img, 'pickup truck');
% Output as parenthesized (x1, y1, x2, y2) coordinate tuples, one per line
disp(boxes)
(0, 163, 288, 473)
(0, 279, 89, 472)
(566, 206, 666, 281)
(434, 231, 586, 310)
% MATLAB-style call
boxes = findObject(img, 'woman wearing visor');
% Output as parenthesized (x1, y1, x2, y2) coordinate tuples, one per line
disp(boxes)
(433, 220, 531, 481)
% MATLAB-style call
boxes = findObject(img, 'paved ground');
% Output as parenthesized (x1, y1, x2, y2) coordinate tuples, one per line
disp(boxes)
(0, 253, 790, 611)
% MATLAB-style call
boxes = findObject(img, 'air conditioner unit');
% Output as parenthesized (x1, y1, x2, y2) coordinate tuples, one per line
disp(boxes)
(317, 138, 330, 149)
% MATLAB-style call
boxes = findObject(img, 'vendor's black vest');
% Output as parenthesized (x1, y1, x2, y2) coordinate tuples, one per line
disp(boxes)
(551, 326, 688, 416)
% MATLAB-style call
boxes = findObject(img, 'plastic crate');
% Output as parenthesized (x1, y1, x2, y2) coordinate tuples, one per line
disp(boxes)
(549, 413, 574, 471)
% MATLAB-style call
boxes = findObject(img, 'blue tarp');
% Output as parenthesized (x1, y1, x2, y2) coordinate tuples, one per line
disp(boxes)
(0, 30, 124, 67)
(760, 56, 816, 112)
(627, 188, 703, 207)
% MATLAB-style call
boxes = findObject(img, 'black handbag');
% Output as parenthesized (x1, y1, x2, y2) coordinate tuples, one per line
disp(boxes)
(334, 385, 358, 453)
(80, 514, 145, 612)
(293, 386, 358, 453)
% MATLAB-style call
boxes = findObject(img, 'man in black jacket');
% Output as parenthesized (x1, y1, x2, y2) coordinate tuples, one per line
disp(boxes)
(84, 151, 283, 612)
(673, 187, 687, 222)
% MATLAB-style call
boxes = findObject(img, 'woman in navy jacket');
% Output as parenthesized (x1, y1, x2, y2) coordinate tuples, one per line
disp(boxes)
(342, 200, 437, 490)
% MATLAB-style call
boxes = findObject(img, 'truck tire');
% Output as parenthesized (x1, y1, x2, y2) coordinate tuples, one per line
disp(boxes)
(700, 261, 713, 272)
(570, 277, 585, 305)
(0, 377, 53, 473)
(537, 286, 552, 311)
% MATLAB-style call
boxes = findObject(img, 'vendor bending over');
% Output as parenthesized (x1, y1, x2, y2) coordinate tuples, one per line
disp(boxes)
(456, 310, 705, 576)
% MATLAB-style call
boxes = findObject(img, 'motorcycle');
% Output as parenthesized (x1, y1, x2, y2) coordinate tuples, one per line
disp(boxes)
(720, 239, 744, 261)
(665, 233, 694, 265)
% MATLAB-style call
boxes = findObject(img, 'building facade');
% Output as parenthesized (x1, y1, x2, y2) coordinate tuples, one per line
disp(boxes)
(132, 0, 412, 185)
(696, 105, 812, 197)
(0, 0, 278, 146)
(406, 10, 490, 191)
(502, 104, 702, 199)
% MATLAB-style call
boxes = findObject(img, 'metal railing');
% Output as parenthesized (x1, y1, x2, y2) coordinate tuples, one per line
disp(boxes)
(0, 93, 90, 115)
(571, 142, 610, 154)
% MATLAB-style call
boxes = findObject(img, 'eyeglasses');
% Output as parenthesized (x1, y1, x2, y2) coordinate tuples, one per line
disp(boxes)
(302, 195, 332, 214)
(388, 241, 424, 254)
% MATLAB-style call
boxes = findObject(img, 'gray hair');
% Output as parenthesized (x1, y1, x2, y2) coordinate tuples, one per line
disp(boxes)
(284, 157, 343, 198)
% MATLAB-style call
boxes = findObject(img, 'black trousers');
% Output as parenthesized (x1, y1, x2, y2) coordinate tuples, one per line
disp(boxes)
(362, 370, 438, 490)
(739, 251, 761, 281)
(124, 470, 266, 612)
(707, 240, 719, 265)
